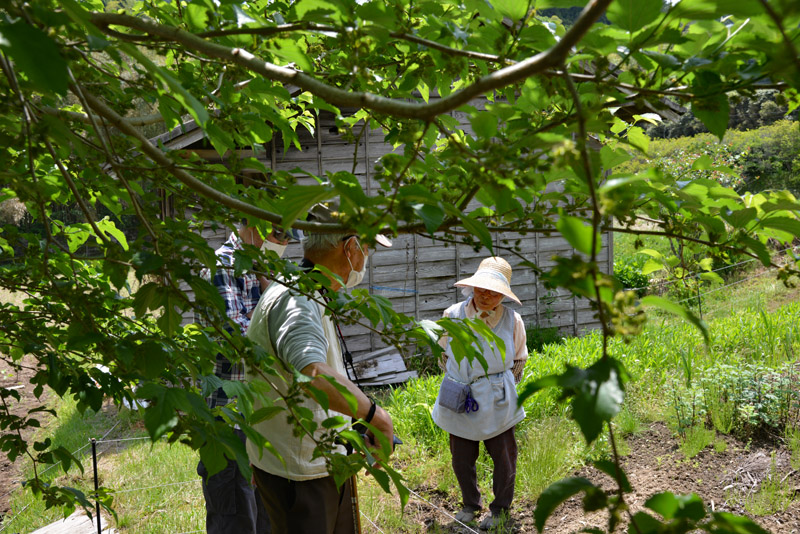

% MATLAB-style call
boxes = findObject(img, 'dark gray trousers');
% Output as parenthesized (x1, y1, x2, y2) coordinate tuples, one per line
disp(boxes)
(196, 428, 270, 534)
(252, 466, 356, 534)
(449, 426, 517, 514)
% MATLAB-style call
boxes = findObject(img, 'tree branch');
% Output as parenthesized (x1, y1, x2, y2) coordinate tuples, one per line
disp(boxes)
(90, 0, 612, 120)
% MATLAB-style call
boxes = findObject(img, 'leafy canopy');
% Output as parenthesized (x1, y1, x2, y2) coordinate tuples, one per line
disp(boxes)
(1, 0, 799, 530)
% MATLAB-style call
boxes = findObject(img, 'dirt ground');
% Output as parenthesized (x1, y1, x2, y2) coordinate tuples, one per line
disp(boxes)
(0, 355, 42, 521)
(414, 423, 800, 533)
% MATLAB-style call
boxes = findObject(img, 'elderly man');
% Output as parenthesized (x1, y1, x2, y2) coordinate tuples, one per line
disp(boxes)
(195, 222, 297, 534)
(245, 207, 394, 534)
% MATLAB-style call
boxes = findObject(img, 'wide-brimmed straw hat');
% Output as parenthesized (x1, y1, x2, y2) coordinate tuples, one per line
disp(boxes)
(454, 257, 521, 305)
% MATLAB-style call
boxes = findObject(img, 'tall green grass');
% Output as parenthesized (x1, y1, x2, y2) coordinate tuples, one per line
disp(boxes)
(4, 279, 800, 532)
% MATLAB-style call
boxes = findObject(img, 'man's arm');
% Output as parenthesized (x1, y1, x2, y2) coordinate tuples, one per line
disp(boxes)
(264, 293, 394, 453)
(301, 361, 394, 453)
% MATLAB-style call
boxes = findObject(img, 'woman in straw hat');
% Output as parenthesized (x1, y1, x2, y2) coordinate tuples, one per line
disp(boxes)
(432, 257, 528, 531)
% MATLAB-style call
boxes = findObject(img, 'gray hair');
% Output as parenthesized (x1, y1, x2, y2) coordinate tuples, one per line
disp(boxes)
(302, 231, 352, 256)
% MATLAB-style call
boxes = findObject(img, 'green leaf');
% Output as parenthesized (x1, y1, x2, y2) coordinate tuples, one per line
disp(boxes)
(708, 512, 769, 534)
(185, 4, 210, 31)
(600, 145, 633, 170)
(593, 460, 632, 492)
(280, 185, 334, 229)
(357, 1, 398, 29)
(138, 385, 180, 440)
(760, 217, 800, 238)
(607, 0, 662, 32)
(96, 217, 128, 250)
(626, 126, 649, 153)
(0, 21, 68, 95)
(628, 511, 663, 534)
(270, 39, 313, 72)
(557, 214, 596, 256)
(692, 95, 729, 142)
(157, 293, 183, 336)
(470, 112, 499, 139)
(691, 154, 713, 171)
(740, 235, 771, 266)
(412, 203, 445, 234)
(459, 214, 494, 251)
(490, 0, 527, 21)
(641, 258, 664, 275)
(205, 122, 235, 158)
(120, 43, 209, 127)
(645, 491, 705, 521)
(571, 359, 626, 443)
(641, 296, 709, 343)
(721, 207, 757, 229)
(536, 0, 588, 7)
(534, 477, 595, 532)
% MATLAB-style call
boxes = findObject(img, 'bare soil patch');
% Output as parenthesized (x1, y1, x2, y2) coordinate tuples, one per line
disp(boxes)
(416, 423, 800, 533)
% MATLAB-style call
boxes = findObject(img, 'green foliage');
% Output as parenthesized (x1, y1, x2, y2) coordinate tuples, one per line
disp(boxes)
(525, 324, 564, 353)
(624, 120, 800, 195)
(742, 455, 796, 516)
(2, 0, 800, 529)
(649, 90, 798, 139)
(613, 259, 650, 296)
(680, 425, 716, 458)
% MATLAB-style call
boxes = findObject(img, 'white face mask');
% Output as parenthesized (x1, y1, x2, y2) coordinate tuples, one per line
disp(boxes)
(261, 239, 287, 258)
(345, 238, 367, 288)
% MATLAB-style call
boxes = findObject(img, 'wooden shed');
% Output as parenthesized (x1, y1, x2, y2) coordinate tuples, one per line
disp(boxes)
(153, 99, 614, 379)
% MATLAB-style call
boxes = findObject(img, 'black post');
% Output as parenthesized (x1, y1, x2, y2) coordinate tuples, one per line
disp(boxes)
(91, 438, 102, 534)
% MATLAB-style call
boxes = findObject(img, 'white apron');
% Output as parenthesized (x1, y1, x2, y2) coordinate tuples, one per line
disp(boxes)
(431, 300, 525, 441)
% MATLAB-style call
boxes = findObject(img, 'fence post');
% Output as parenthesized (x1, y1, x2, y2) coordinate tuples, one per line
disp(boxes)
(91, 438, 101, 534)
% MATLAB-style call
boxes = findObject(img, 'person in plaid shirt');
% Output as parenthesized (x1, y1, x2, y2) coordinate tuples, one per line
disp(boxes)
(196, 222, 296, 534)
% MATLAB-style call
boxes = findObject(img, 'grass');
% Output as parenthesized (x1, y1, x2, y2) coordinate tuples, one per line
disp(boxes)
(680, 426, 717, 458)
(743, 455, 796, 516)
(4, 268, 800, 532)
(1, 396, 203, 534)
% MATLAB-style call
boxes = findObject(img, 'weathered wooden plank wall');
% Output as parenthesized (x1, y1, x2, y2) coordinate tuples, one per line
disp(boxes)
(175, 100, 613, 360)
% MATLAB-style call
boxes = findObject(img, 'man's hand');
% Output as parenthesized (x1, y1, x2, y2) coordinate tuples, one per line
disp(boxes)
(363, 405, 394, 456)
(301, 361, 395, 458)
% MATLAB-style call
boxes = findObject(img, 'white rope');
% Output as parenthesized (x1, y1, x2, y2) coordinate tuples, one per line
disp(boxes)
(95, 435, 152, 444)
(406, 487, 481, 534)
(0, 503, 31, 533)
(675, 267, 777, 305)
(360, 510, 385, 533)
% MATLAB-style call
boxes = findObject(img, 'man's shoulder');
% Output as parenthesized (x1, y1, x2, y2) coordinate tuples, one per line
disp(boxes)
(262, 282, 319, 312)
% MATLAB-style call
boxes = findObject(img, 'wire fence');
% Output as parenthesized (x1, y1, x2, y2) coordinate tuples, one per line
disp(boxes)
(622, 244, 797, 293)
(406, 487, 481, 534)
(0, 427, 181, 534)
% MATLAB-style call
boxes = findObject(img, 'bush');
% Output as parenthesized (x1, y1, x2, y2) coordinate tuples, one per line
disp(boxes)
(614, 259, 649, 296)
(622, 120, 800, 196)
(526, 324, 563, 353)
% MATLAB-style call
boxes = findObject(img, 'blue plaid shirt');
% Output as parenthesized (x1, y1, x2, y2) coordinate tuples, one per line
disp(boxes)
(196, 233, 261, 408)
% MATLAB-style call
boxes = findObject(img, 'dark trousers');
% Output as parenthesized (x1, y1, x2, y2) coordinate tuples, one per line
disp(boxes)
(449, 427, 517, 515)
(197, 428, 270, 534)
(252, 466, 356, 534)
